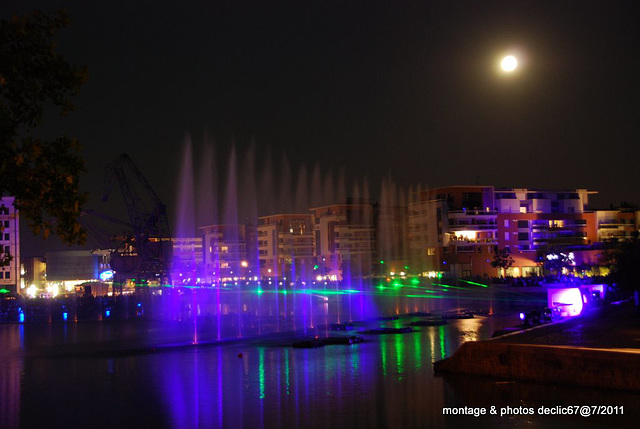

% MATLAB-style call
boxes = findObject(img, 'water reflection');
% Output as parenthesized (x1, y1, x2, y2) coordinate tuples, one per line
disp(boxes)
(2, 295, 636, 429)
(150, 315, 509, 428)
(0, 327, 21, 429)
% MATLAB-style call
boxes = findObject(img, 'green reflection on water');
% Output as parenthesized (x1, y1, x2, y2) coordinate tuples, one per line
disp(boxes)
(351, 348, 359, 372)
(284, 349, 290, 395)
(381, 340, 387, 376)
(258, 347, 265, 399)
(395, 334, 405, 379)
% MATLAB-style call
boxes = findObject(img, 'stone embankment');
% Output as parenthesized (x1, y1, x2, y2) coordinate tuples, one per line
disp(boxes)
(434, 301, 640, 391)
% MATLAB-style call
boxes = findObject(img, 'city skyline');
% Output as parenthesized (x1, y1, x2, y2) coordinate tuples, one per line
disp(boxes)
(3, 1, 640, 255)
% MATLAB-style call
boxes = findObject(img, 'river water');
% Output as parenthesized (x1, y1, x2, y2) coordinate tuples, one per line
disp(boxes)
(1, 289, 637, 428)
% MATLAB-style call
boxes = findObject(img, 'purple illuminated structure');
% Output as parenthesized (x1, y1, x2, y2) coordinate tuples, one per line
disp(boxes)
(149, 134, 527, 343)
(547, 287, 583, 317)
(545, 283, 607, 318)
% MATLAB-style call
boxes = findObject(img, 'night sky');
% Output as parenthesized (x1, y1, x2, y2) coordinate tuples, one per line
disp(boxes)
(5, 0, 640, 255)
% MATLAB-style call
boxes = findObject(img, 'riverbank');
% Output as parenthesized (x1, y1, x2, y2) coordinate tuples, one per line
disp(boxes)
(434, 300, 640, 391)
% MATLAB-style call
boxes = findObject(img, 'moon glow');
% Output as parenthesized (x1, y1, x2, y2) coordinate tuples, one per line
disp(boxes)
(501, 55, 518, 72)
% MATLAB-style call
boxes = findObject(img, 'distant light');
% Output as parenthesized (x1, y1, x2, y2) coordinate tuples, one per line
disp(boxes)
(519, 312, 525, 320)
(63, 312, 68, 321)
(137, 302, 142, 308)
(100, 270, 114, 281)
(501, 55, 518, 72)
(26, 284, 37, 298)
(241, 261, 248, 268)
(105, 309, 111, 318)
(18, 309, 25, 323)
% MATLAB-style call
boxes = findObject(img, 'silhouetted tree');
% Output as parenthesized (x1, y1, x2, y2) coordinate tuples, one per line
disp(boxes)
(608, 232, 640, 293)
(491, 246, 514, 275)
(1, 10, 88, 266)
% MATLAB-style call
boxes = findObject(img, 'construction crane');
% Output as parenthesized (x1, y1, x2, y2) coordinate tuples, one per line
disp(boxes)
(102, 154, 173, 289)
(78, 209, 131, 250)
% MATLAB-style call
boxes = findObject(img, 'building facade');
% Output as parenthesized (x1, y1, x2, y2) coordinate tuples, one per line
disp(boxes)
(171, 237, 204, 284)
(595, 208, 638, 242)
(200, 224, 256, 283)
(310, 201, 375, 280)
(409, 186, 602, 277)
(0, 197, 19, 294)
(257, 214, 315, 280)
(409, 186, 497, 277)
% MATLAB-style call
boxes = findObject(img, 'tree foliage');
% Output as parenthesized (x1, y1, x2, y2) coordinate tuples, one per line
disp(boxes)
(490, 246, 514, 272)
(0, 10, 88, 253)
(608, 233, 640, 292)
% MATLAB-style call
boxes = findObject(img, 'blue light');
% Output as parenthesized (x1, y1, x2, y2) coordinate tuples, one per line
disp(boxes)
(18, 308, 24, 324)
(99, 270, 114, 281)
(519, 312, 525, 321)
(63, 312, 68, 321)
(137, 302, 142, 308)
(105, 309, 111, 318)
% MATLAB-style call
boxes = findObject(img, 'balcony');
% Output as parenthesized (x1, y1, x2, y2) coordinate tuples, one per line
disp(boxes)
(448, 236, 496, 245)
(598, 222, 626, 228)
(448, 224, 497, 232)
(448, 209, 498, 216)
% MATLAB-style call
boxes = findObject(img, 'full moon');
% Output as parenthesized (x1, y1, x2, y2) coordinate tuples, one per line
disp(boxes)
(501, 55, 518, 72)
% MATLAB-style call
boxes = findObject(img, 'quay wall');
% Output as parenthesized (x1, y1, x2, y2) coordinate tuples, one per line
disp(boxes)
(434, 342, 640, 391)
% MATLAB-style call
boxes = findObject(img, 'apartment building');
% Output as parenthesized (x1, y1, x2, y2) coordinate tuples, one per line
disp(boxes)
(200, 224, 256, 282)
(171, 237, 204, 284)
(409, 187, 601, 277)
(257, 214, 315, 280)
(310, 201, 375, 280)
(409, 186, 497, 277)
(595, 208, 638, 242)
(0, 197, 19, 294)
(495, 189, 598, 275)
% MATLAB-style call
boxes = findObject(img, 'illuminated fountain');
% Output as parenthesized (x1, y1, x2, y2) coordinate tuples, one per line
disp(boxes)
(134, 133, 543, 344)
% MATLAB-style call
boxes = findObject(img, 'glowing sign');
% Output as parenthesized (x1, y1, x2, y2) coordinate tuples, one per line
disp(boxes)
(100, 270, 114, 281)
